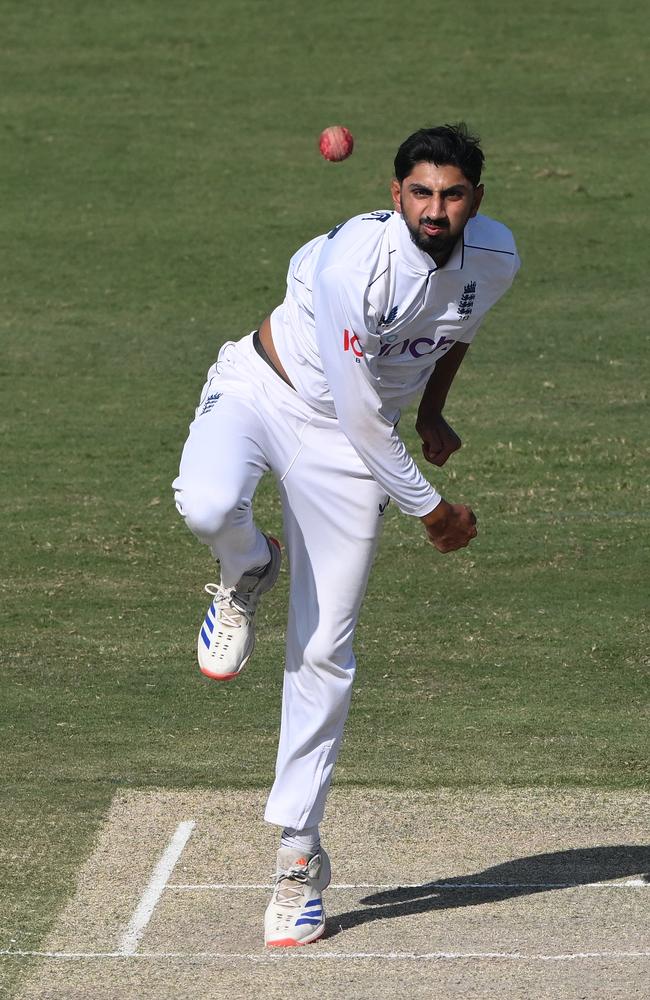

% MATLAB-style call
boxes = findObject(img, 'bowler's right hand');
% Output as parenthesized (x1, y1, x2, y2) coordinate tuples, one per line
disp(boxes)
(420, 499, 477, 553)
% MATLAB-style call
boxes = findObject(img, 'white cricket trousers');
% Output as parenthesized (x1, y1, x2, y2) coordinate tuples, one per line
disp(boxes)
(172, 333, 387, 830)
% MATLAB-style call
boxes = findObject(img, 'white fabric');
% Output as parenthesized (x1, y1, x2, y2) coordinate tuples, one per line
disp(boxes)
(280, 825, 321, 855)
(270, 210, 519, 516)
(173, 335, 387, 828)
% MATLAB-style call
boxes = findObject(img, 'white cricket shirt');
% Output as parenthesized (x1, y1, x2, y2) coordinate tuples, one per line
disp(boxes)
(270, 210, 520, 516)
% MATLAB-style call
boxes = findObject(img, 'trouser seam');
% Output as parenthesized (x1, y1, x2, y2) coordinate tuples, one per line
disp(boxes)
(279, 414, 313, 483)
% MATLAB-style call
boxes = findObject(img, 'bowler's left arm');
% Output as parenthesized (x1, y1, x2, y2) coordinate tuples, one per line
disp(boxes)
(415, 340, 472, 467)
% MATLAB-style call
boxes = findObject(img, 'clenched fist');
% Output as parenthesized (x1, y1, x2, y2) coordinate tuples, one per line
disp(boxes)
(421, 499, 477, 553)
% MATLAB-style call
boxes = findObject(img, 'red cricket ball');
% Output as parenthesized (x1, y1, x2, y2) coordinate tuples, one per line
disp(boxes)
(318, 125, 354, 162)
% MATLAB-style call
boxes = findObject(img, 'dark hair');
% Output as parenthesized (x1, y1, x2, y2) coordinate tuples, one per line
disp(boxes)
(394, 123, 484, 187)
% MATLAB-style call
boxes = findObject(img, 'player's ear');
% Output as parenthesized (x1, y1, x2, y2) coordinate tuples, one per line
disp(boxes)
(470, 183, 485, 217)
(391, 178, 402, 213)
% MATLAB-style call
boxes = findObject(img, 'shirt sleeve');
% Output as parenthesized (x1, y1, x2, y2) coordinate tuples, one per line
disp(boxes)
(312, 264, 442, 517)
(450, 314, 483, 344)
(453, 247, 521, 343)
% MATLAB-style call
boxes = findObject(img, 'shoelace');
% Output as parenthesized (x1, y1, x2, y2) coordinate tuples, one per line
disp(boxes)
(204, 584, 250, 628)
(271, 864, 311, 909)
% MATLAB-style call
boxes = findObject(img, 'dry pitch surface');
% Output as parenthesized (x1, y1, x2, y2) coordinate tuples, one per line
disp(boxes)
(6, 788, 650, 999)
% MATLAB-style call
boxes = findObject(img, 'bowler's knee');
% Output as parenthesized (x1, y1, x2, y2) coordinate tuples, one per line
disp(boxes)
(174, 485, 250, 543)
(303, 631, 356, 680)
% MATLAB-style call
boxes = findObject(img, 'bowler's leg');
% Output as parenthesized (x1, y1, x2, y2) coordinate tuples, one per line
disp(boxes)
(263, 420, 385, 946)
(264, 420, 386, 830)
(173, 382, 271, 587)
(172, 358, 280, 679)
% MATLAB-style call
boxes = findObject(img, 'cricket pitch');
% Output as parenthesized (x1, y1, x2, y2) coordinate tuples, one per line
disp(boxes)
(7, 787, 650, 999)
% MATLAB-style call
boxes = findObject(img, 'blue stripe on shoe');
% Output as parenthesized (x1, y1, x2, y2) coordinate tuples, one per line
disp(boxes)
(303, 899, 322, 909)
(295, 917, 322, 926)
(200, 626, 211, 649)
(203, 614, 214, 634)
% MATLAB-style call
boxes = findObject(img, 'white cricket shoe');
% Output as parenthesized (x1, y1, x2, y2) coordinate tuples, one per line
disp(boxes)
(197, 535, 281, 681)
(264, 847, 331, 947)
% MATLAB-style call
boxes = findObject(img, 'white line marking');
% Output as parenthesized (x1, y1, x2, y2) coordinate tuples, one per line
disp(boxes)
(2, 949, 650, 962)
(167, 879, 649, 891)
(118, 820, 195, 956)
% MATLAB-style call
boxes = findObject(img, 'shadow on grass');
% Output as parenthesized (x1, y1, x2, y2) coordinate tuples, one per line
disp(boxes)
(326, 845, 650, 937)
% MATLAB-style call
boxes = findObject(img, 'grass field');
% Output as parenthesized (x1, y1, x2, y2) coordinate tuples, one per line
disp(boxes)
(1, 0, 648, 995)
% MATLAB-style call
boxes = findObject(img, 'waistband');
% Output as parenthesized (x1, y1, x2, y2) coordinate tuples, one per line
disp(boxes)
(252, 329, 295, 389)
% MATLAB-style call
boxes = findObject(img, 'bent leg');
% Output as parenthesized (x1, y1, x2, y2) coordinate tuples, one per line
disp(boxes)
(173, 369, 271, 587)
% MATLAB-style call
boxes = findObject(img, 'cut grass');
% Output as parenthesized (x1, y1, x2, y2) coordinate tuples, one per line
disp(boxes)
(1, 0, 649, 995)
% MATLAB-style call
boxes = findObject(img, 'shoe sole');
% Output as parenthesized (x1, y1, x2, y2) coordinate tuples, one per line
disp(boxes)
(199, 635, 255, 681)
(265, 924, 325, 948)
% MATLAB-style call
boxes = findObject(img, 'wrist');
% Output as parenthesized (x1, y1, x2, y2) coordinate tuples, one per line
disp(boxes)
(416, 404, 444, 426)
(420, 497, 448, 525)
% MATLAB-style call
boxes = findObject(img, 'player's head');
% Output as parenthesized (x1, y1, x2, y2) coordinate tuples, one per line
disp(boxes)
(391, 123, 485, 264)
(393, 123, 484, 187)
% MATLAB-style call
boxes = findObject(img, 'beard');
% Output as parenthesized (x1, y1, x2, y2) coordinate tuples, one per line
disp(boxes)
(405, 216, 460, 262)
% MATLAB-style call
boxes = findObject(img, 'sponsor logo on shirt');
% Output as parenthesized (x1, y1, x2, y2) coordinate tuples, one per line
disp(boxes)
(343, 329, 363, 360)
(378, 334, 455, 359)
(458, 281, 477, 321)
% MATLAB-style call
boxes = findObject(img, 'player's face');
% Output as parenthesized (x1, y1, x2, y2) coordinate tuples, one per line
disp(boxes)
(391, 162, 483, 265)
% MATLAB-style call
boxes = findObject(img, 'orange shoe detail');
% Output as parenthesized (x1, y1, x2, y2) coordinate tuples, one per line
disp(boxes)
(266, 926, 325, 948)
(199, 665, 241, 681)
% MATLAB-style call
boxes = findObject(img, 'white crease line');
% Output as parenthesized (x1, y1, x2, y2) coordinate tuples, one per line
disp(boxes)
(2, 949, 650, 962)
(167, 879, 650, 891)
(118, 820, 195, 956)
